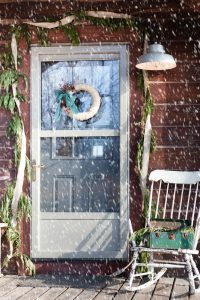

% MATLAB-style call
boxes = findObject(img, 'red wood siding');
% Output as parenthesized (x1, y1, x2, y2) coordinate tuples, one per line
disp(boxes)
(148, 38, 200, 174)
(0, 17, 199, 274)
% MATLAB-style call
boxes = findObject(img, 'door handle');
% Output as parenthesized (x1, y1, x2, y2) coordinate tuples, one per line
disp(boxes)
(31, 160, 45, 182)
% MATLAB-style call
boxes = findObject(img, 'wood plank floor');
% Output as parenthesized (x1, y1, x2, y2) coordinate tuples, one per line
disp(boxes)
(0, 275, 199, 299)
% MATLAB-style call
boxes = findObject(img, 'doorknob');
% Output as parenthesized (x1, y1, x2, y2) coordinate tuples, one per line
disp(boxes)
(31, 160, 45, 182)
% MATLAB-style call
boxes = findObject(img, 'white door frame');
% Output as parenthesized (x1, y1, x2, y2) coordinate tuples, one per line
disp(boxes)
(31, 44, 129, 259)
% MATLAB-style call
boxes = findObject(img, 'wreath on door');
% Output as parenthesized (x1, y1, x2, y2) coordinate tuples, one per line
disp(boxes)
(54, 83, 101, 122)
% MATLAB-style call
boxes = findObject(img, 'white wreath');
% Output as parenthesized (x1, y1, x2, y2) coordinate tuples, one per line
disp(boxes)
(64, 83, 101, 121)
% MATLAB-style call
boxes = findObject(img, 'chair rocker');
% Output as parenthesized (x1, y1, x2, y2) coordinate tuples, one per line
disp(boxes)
(127, 170, 200, 295)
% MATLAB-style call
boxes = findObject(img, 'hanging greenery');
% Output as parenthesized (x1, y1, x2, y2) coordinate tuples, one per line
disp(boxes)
(0, 50, 29, 172)
(60, 24, 80, 45)
(134, 68, 157, 273)
(36, 27, 50, 46)
(137, 70, 156, 175)
(11, 24, 31, 49)
(85, 15, 138, 31)
(0, 48, 15, 69)
(0, 186, 35, 275)
(7, 11, 142, 47)
(0, 44, 33, 274)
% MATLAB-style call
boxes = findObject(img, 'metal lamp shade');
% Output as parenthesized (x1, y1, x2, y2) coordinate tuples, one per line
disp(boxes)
(136, 43, 176, 70)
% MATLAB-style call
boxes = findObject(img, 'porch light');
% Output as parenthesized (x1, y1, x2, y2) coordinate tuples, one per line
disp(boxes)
(136, 43, 176, 70)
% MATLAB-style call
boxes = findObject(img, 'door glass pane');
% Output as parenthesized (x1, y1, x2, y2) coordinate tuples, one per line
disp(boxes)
(41, 60, 120, 130)
(52, 137, 115, 160)
(40, 137, 120, 212)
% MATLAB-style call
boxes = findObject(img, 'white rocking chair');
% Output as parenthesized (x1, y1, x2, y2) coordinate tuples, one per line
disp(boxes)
(127, 170, 200, 295)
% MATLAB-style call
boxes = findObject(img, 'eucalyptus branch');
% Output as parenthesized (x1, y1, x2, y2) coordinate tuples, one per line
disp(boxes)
(137, 70, 156, 175)
(86, 15, 137, 31)
(11, 24, 31, 49)
(36, 27, 50, 46)
(0, 185, 34, 274)
(0, 48, 15, 70)
(0, 35, 34, 275)
(60, 24, 80, 45)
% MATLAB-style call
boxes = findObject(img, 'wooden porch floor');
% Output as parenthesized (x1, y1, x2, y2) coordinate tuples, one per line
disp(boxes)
(0, 274, 199, 300)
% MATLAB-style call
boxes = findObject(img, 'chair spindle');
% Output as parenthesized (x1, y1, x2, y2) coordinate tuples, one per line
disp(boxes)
(163, 183, 169, 219)
(148, 181, 154, 226)
(155, 180, 162, 218)
(185, 184, 192, 220)
(171, 184, 177, 219)
(178, 184, 184, 219)
(191, 183, 199, 227)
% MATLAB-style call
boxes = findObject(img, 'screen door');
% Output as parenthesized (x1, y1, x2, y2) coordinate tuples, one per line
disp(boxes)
(31, 45, 129, 259)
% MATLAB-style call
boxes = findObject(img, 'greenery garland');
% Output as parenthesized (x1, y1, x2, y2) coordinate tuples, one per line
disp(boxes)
(0, 47, 34, 274)
(7, 12, 142, 47)
(60, 24, 80, 45)
(12, 24, 31, 49)
(135, 70, 157, 273)
(137, 70, 156, 175)
(0, 186, 35, 275)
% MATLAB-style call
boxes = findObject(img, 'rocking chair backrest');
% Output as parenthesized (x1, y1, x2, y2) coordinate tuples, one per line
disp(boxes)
(147, 170, 200, 250)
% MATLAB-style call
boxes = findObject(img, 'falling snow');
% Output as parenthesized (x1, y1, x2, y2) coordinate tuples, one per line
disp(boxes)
(0, 2, 199, 295)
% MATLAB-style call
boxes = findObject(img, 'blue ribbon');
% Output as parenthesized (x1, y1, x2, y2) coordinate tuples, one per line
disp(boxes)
(54, 90, 79, 122)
